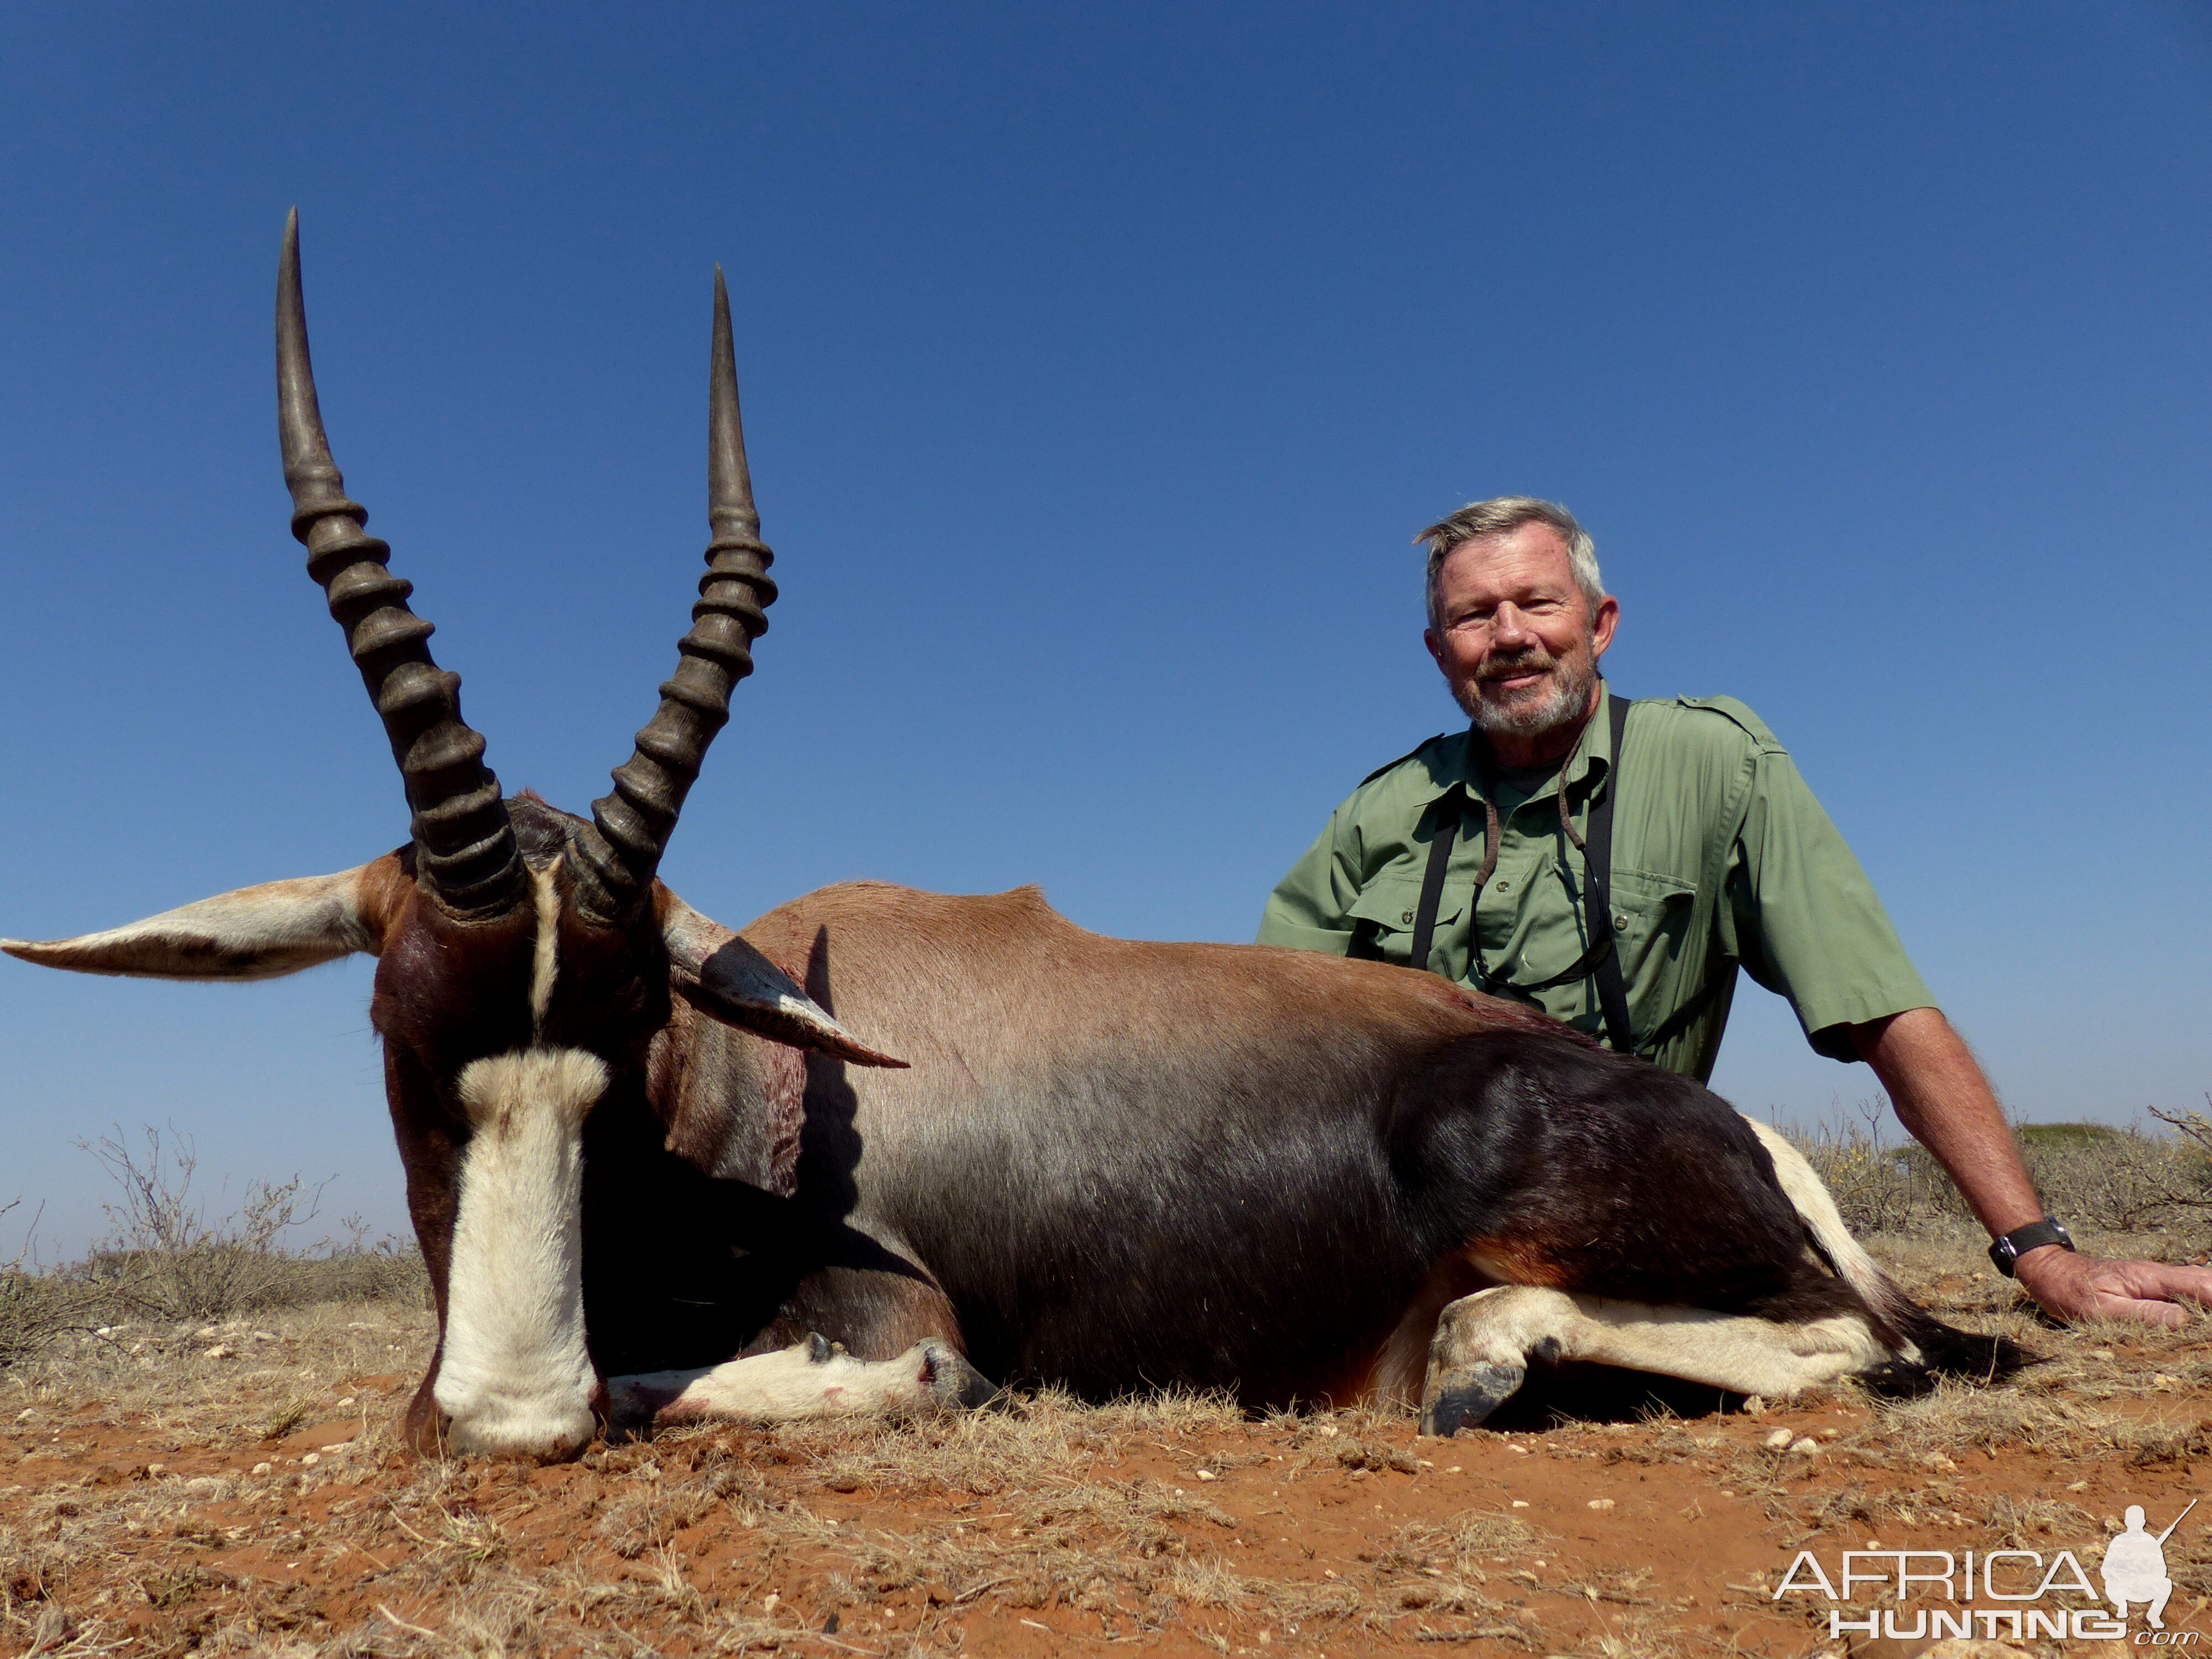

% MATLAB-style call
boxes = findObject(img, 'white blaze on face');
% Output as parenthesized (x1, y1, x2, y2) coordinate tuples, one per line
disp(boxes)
(435, 1046, 610, 1457)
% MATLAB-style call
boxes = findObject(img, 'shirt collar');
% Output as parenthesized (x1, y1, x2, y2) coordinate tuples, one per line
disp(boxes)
(1412, 685, 1619, 811)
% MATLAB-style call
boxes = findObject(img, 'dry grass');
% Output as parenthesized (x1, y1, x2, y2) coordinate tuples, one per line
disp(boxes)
(6, 1123, 2212, 1655)
(2, 1265, 2206, 1656)
(0, 1314, 1588, 1656)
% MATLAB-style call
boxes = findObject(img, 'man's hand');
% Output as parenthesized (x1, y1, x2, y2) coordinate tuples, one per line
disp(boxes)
(2014, 1245, 2212, 1329)
(1851, 1009, 2212, 1328)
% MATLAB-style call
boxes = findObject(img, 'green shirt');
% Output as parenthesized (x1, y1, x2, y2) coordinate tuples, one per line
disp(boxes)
(1256, 691, 1933, 1082)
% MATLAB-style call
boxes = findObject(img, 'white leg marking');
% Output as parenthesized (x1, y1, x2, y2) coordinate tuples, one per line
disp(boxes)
(608, 1337, 985, 1428)
(435, 1047, 609, 1458)
(1428, 1285, 1888, 1414)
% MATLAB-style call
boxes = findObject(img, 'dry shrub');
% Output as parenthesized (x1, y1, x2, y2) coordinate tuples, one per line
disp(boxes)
(0, 1202, 100, 1371)
(73, 1125, 331, 1323)
(45, 1127, 429, 1331)
(1792, 1103, 2212, 1244)
(1793, 1106, 1965, 1235)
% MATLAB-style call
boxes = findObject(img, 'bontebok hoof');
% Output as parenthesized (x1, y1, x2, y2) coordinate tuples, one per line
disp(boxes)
(1420, 1361, 1526, 1437)
(918, 1339, 1002, 1412)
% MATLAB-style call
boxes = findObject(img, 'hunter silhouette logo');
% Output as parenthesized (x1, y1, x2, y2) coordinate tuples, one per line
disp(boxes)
(1773, 1496, 2200, 1642)
(2104, 1499, 2194, 1629)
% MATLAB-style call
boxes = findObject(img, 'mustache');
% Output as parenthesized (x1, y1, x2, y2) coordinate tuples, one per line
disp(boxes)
(1477, 651, 1557, 684)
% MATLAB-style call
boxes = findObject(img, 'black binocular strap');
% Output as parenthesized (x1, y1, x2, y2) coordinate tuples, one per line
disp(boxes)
(1409, 693, 1638, 1054)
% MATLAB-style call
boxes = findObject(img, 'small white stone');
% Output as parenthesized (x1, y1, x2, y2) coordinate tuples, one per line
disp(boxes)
(1587, 1498, 1616, 1510)
(251, 1462, 274, 1477)
(335, 1397, 356, 1409)
(300, 1453, 319, 1467)
(1196, 1470, 1215, 1481)
(1764, 1428, 1794, 1449)
(1511, 1499, 1530, 1508)
(1743, 1395, 1767, 1415)
(1789, 1437, 1819, 1455)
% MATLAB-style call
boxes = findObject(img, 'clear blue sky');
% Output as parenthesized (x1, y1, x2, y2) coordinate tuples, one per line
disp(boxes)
(3, 3, 2208, 1256)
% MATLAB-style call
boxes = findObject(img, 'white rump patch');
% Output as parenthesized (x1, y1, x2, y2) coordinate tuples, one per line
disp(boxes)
(435, 1047, 610, 1458)
(1, 865, 378, 981)
(1741, 1115, 1913, 1343)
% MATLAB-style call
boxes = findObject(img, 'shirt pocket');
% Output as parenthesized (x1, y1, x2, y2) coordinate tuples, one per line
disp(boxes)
(1345, 878, 1465, 971)
(1605, 864, 1699, 1005)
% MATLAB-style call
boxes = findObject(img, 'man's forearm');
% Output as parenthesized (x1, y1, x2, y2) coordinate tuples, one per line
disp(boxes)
(1847, 1004, 2212, 1326)
(1847, 1006, 2043, 1239)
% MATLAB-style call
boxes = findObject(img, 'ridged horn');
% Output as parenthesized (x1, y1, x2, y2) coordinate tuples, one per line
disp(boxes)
(276, 210, 524, 917)
(566, 266, 776, 924)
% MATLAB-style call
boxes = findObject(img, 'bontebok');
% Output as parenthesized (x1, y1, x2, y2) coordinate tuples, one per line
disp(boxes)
(4, 218, 2022, 1459)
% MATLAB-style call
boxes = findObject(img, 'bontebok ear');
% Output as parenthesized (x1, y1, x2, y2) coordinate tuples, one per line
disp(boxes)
(661, 896, 907, 1068)
(1, 857, 405, 982)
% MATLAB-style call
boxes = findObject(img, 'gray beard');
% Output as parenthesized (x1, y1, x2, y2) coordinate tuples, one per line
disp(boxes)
(1456, 651, 1599, 740)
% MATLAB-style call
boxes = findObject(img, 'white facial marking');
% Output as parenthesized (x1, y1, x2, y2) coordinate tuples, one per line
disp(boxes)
(529, 863, 561, 1035)
(435, 1047, 610, 1458)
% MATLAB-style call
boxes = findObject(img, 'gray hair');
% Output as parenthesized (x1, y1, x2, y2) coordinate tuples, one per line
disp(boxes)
(1415, 497, 1605, 633)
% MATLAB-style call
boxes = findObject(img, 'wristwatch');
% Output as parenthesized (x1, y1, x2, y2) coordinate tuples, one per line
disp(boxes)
(1987, 1216, 2075, 1278)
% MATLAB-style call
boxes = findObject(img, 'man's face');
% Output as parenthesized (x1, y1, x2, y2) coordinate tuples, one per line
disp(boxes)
(1423, 522, 1619, 740)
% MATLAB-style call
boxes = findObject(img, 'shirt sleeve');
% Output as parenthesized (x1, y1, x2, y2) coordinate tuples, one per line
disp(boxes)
(1256, 802, 1362, 954)
(1721, 747, 1936, 1061)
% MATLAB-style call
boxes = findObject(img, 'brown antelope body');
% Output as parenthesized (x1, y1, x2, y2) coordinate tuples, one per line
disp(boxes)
(3, 219, 2021, 1459)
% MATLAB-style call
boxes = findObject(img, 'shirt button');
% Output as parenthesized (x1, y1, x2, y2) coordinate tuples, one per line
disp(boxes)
(1496, 880, 1511, 892)
(1401, 910, 1414, 925)
(1614, 914, 1629, 932)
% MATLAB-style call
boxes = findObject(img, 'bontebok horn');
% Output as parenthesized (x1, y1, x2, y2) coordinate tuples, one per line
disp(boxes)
(564, 266, 777, 923)
(276, 209, 524, 917)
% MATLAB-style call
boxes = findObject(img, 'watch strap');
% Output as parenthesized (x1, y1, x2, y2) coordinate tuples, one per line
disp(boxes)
(1988, 1217, 2074, 1277)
